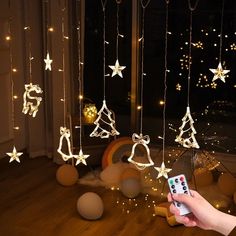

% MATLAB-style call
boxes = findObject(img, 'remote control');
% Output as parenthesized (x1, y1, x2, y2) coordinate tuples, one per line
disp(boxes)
(168, 174, 191, 216)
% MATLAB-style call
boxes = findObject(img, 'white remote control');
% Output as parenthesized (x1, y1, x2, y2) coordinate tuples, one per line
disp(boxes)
(168, 174, 192, 216)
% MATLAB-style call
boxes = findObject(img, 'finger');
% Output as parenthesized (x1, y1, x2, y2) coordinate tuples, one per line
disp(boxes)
(169, 203, 180, 215)
(167, 193, 173, 202)
(172, 193, 192, 206)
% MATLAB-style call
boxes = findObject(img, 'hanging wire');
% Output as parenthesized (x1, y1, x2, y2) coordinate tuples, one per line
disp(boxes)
(187, 0, 200, 106)
(139, 0, 151, 134)
(219, 0, 225, 62)
(101, 0, 108, 100)
(60, 1, 67, 127)
(162, 0, 169, 163)
(115, 0, 121, 59)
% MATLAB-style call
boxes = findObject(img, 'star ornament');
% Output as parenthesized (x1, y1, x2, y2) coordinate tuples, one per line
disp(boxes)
(44, 52, 53, 71)
(154, 162, 172, 179)
(209, 62, 230, 83)
(108, 59, 126, 78)
(6, 146, 23, 163)
(75, 149, 90, 166)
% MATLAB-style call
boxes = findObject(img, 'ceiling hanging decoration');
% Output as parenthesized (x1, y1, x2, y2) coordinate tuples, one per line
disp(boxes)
(128, 0, 154, 170)
(209, 0, 230, 83)
(43, 0, 53, 71)
(22, 1, 43, 118)
(154, 0, 172, 179)
(74, 1, 90, 166)
(175, 0, 200, 149)
(108, 0, 126, 78)
(90, 0, 120, 139)
(57, 2, 76, 163)
(5, 3, 23, 163)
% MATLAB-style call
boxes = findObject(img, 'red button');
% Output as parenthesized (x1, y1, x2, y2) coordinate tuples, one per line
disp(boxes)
(180, 176, 184, 182)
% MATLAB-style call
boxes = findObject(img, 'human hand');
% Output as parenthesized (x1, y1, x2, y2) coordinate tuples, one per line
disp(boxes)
(167, 190, 236, 235)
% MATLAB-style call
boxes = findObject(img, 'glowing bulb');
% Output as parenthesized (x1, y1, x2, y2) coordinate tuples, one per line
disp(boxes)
(12, 68, 17, 72)
(13, 95, 18, 99)
(137, 105, 142, 110)
(159, 100, 165, 106)
(5, 35, 11, 41)
(14, 126, 20, 130)
(48, 27, 54, 32)
(79, 95, 83, 100)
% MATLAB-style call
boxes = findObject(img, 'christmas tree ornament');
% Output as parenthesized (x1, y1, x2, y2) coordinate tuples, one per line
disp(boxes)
(128, 133, 154, 170)
(90, 0, 120, 138)
(175, 0, 199, 149)
(90, 100, 119, 138)
(154, 0, 172, 179)
(6, 146, 23, 163)
(57, 127, 74, 161)
(44, 52, 53, 71)
(128, 0, 154, 170)
(175, 106, 200, 149)
(108, 0, 126, 78)
(209, 0, 230, 83)
(22, 83, 43, 117)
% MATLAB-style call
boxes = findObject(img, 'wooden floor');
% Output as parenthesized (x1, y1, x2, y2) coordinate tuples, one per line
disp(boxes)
(0, 156, 222, 236)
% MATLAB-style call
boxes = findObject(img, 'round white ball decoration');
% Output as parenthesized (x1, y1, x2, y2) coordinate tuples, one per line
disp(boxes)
(120, 178, 141, 198)
(77, 192, 104, 220)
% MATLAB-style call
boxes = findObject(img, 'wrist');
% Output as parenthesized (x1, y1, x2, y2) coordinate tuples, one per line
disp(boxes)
(213, 211, 236, 236)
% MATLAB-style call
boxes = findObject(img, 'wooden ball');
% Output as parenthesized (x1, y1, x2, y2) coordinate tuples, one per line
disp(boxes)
(77, 192, 104, 220)
(120, 168, 141, 181)
(192, 167, 213, 187)
(218, 173, 236, 197)
(56, 164, 79, 186)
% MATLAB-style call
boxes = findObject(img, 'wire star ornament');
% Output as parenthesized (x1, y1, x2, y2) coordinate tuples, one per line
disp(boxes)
(75, 149, 90, 166)
(44, 52, 53, 71)
(108, 59, 126, 78)
(154, 161, 172, 179)
(209, 62, 230, 83)
(6, 146, 23, 163)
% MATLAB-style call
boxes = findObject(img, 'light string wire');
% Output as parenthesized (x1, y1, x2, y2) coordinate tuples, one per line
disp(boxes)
(139, 0, 151, 134)
(61, 1, 67, 127)
(24, 0, 33, 84)
(162, 0, 169, 163)
(115, 0, 121, 59)
(77, 0, 83, 151)
(101, 0, 108, 100)
(8, 1, 16, 133)
(187, 0, 199, 107)
(219, 0, 225, 63)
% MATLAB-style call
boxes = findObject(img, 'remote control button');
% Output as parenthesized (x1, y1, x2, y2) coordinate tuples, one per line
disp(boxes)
(173, 189, 176, 193)
(184, 191, 188, 194)
(183, 186, 187, 190)
(176, 202, 181, 207)
(175, 178, 179, 183)
(169, 180, 174, 185)
(171, 185, 175, 189)
(181, 182, 185, 186)
(180, 176, 184, 182)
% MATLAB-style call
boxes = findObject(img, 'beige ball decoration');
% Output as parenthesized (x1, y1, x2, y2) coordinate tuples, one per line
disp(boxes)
(120, 167, 141, 181)
(192, 167, 213, 187)
(77, 192, 104, 220)
(218, 173, 236, 197)
(56, 164, 79, 186)
(120, 178, 141, 198)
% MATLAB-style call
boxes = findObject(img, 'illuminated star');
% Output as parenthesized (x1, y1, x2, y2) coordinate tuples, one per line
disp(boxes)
(209, 62, 230, 83)
(75, 149, 90, 166)
(154, 162, 172, 179)
(108, 59, 126, 78)
(6, 146, 23, 163)
(44, 52, 53, 71)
